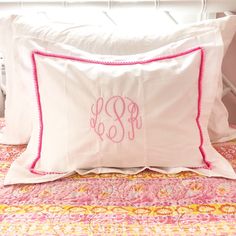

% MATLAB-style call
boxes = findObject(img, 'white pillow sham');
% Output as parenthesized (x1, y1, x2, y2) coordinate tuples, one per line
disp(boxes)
(4, 28, 236, 185)
(0, 14, 236, 145)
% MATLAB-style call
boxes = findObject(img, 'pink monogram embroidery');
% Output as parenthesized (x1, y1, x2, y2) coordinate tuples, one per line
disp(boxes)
(90, 96, 142, 143)
(30, 47, 211, 175)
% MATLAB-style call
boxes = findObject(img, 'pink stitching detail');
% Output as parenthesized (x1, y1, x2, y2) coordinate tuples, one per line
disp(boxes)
(105, 96, 126, 143)
(126, 97, 142, 140)
(90, 96, 142, 143)
(31, 53, 64, 175)
(30, 47, 211, 175)
(196, 49, 211, 169)
(90, 97, 105, 141)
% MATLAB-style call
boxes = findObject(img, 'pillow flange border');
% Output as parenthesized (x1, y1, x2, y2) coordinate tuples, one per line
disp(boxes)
(30, 47, 211, 175)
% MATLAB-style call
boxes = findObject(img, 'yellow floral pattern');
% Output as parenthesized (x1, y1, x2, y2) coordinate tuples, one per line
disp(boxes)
(0, 117, 235, 236)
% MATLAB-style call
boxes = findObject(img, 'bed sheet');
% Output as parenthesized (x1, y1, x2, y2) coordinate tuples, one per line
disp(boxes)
(0, 127, 235, 235)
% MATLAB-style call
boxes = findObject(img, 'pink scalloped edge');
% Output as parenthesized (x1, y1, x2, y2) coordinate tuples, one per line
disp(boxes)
(30, 47, 211, 175)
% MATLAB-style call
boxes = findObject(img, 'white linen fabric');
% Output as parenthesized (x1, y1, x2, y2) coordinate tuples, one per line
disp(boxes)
(0, 12, 114, 144)
(0, 14, 236, 145)
(4, 28, 236, 185)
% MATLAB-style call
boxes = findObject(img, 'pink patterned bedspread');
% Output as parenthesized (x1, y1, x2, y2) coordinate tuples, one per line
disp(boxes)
(0, 130, 235, 235)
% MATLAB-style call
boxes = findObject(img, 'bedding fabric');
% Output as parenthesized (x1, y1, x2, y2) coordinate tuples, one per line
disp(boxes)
(0, 119, 235, 235)
(0, 14, 236, 145)
(4, 28, 236, 184)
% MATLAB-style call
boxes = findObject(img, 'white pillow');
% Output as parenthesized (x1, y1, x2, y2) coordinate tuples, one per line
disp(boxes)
(4, 28, 236, 185)
(0, 12, 114, 144)
(0, 14, 236, 144)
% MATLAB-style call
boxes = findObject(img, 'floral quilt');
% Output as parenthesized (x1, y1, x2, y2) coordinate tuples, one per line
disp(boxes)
(0, 134, 235, 235)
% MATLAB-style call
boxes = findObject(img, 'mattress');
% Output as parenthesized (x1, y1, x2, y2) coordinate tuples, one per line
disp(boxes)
(0, 127, 235, 235)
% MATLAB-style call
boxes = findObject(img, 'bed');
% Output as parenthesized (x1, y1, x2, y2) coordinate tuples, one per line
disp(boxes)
(0, 2, 236, 235)
(0, 118, 235, 235)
